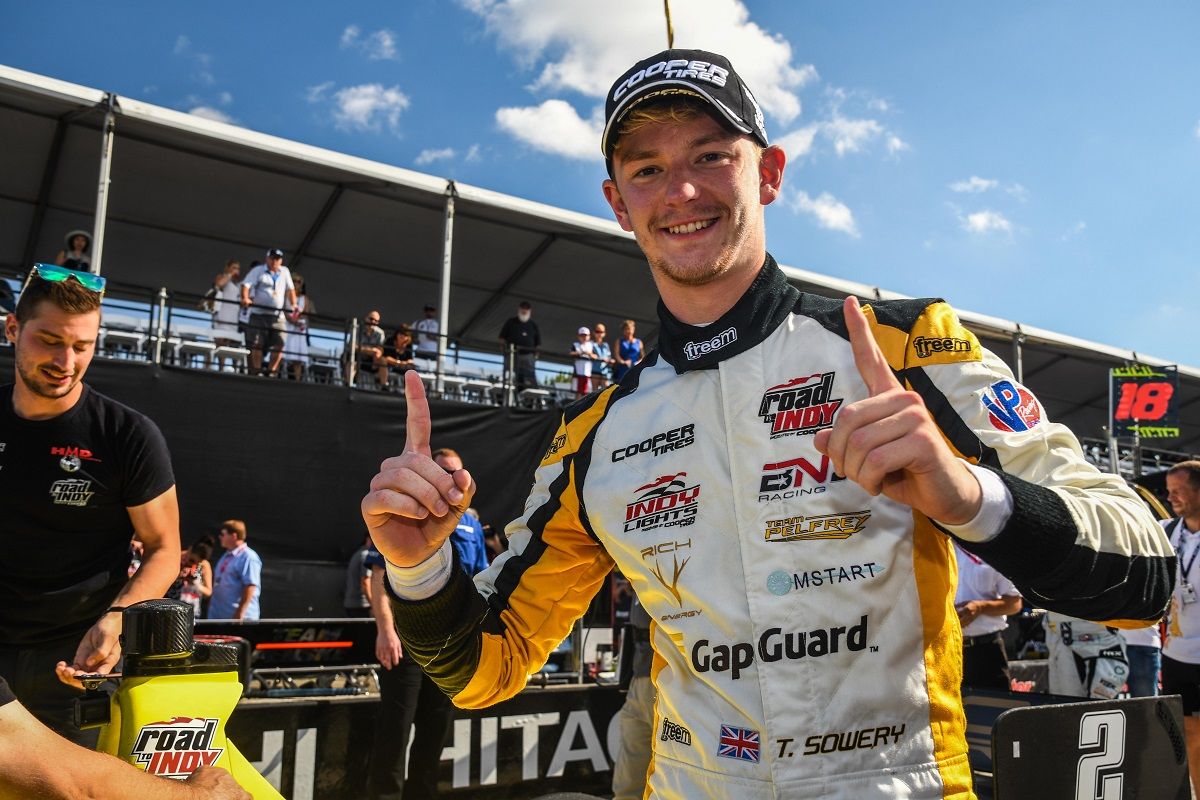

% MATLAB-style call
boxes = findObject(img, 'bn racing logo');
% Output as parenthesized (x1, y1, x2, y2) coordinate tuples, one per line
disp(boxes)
(692, 616, 871, 680)
(758, 454, 845, 502)
(764, 511, 871, 542)
(625, 473, 699, 533)
(132, 717, 223, 778)
(759, 373, 842, 439)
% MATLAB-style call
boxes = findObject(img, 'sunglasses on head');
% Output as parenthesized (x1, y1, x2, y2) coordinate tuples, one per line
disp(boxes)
(24, 263, 106, 294)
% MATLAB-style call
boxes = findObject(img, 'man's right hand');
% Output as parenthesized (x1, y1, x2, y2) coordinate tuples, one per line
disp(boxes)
(183, 766, 252, 799)
(376, 627, 403, 669)
(361, 370, 476, 567)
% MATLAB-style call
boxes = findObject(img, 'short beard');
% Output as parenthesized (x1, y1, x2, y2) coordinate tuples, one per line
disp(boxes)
(15, 354, 79, 399)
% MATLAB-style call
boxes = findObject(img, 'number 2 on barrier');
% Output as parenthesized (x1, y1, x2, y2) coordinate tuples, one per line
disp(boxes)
(1075, 710, 1125, 800)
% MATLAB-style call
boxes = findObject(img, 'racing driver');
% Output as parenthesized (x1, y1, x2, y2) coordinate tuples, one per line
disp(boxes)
(362, 49, 1174, 799)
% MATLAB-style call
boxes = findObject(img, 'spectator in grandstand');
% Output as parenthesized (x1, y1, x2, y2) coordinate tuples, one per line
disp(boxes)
(53, 229, 91, 271)
(350, 310, 387, 388)
(209, 260, 243, 370)
(1121, 623, 1161, 696)
(0, 673, 250, 799)
(1162, 460, 1200, 791)
(613, 318, 643, 382)
(498, 300, 541, 392)
(365, 447, 486, 800)
(954, 543, 1022, 690)
(413, 303, 439, 360)
(208, 520, 262, 620)
(611, 595, 653, 800)
(2, 265, 180, 746)
(569, 326, 596, 397)
(239, 248, 297, 377)
(343, 535, 372, 618)
(284, 274, 312, 381)
(591, 322, 614, 389)
(380, 325, 415, 387)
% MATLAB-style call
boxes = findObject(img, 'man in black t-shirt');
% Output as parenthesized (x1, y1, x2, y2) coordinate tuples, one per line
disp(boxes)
(1, 267, 181, 745)
(498, 300, 541, 392)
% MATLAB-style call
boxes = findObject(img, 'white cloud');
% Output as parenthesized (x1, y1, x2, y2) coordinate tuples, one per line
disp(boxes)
(465, 144, 482, 163)
(1060, 220, 1086, 241)
(960, 210, 1012, 235)
(949, 176, 998, 194)
(775, 125, 819, 160)
(188, 106, 235, 124)
(495, 99, 600, 159)
(330, 84, 410, 133)
(824, 115, 884, 156)
(172, 34, 214, 86)
(1195, 119, 1200, 139)
(415, 148, 456, 166)
(306, 81, 334, 103)
(173, 35, 190, 55)
(1006, 182, 1029, 201)
(217, 91, 233, 106)
(341, 25, 398, 60)
(886, 135, 908, 155)
(790, 190, 860, 237)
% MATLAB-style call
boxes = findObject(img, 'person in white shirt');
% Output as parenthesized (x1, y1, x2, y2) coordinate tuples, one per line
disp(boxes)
(1162, 460, 1200, 793)
(239, 248, 296, 376)
(569, 326, 595, 397)
(954, 544, 1021, 690)
(413, 304, 440, 360)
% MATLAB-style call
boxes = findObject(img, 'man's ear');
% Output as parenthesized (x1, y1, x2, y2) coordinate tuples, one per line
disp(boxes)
(759, 145, 786, 207)
(602, 179, 635, 233)
(4, 313, 18, 345)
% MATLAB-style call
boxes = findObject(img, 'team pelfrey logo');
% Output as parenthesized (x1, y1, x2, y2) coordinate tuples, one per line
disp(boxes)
(981, 380, 1042, 433)
(763, 511, 871, 542)
(758, 373, 842, 439)
(624, 473, 699, 533)
(49, 478, 93, 507)
(131, 717, 224, 778)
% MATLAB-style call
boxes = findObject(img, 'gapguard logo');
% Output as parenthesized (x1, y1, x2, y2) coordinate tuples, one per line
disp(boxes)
(691, 616, 871, 680)
(766, 562, 886, 596)
(132, 717, 224, 778)
(683, 327, 736, 361)
(611, 424, 694, 462)
(763, 511, 871, 543)
(758, 454, 845, 502)
(49, 478, 94, 507)
(624, 473, 699, 533)
(758, 373, 843, 439)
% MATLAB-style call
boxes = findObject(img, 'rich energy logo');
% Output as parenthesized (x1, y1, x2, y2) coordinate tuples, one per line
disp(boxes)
(758, 373, 843, 439)
(912, 336, 972, 359)
(691, 616, 870, 680)
(660, 718, 692, 746)
(758, 454, 845, 502)
(49, 478, 94, 507)
(642, 540, 699, 619)
(624, 473, 699, 533)
(683, 327, 737, 361)
(132, 717, 224, 778)
(766, 562, 886, 596)
(611, 424, 694, 462)
(763, 511, 871, 542)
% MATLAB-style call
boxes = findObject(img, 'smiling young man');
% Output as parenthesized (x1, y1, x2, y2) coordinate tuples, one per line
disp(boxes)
(0, 265, 180, 746)
(362, 50, 1174, 799)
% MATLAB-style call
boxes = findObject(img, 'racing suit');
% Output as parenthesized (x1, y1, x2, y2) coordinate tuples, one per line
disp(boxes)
(388, 255, 1173, 799)
(1043, 612, 1130, 699)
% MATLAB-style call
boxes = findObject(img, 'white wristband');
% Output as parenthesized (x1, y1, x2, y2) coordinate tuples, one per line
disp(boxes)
(385, 540, 454, 601)
(938, 463, 1013, 543)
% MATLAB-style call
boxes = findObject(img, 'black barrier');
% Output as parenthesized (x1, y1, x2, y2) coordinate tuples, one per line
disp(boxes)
(224, 684, 625, 799)
(991, 695, 1189, 800)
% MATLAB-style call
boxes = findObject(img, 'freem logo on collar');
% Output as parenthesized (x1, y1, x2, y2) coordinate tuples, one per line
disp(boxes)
(683, 327, 737, 361)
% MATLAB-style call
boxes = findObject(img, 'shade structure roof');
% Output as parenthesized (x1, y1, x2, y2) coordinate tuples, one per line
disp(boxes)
(1, 63, 1196, 454)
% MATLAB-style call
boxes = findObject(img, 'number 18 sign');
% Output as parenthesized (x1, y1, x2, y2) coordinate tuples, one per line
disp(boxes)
(1109, 365, 1179, 439)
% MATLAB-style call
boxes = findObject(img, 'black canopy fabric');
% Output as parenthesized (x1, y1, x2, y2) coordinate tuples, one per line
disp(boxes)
(1, 64, 1197, 453)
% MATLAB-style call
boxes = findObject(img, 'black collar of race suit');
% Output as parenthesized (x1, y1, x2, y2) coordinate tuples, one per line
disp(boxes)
(656, 253, 799, 373)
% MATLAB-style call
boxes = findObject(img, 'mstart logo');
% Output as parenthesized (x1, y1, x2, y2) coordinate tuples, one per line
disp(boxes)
(758, 373, 842, 439)
(758, 454, 845, 502)
(683, 327, 737, 361)
(624, 473, 699, 533)
(132, 717, 223, 778)
(692, 616, 870, 680)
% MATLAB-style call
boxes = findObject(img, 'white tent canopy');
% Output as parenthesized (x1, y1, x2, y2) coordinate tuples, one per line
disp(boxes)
(1, 64, 1196, 453)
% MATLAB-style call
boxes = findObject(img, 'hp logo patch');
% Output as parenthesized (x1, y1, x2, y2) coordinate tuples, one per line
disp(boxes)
(766, 570, 793, 596)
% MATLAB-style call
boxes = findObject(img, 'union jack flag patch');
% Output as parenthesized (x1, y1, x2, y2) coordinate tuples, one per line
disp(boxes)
(717, 724, 760, 762)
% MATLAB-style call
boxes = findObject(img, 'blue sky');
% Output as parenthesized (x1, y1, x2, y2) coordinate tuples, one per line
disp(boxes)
(5, 1, 1199, 366)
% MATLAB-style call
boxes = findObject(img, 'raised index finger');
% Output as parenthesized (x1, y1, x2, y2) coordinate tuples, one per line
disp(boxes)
(844, 296, 902, 396)
(403, 369, 432, 456)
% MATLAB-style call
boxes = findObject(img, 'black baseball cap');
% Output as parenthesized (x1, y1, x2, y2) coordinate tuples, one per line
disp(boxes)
(602, 49, 769, 163)
(266, 248, 284, 258)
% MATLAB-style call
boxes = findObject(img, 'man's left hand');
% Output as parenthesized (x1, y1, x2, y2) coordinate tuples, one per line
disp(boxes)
(55, 614, 122, 689)
(814, 296, 982, 525)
